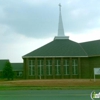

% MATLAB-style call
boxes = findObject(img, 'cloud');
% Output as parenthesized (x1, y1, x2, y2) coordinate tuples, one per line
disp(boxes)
(0, 6, 6, 19)
(23, 0, 49, 6)
(0, 24, 52, 62)
(63, 0, 100, 33)
(0, 0, 100, 62)
(0, 0, 58, 38)
(66, 28, 100, 43)
(0, 0, 100, 39)
(0, 23, 100, 62)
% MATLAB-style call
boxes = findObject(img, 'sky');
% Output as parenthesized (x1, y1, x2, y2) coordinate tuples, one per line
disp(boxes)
(0, 0, 100, 62)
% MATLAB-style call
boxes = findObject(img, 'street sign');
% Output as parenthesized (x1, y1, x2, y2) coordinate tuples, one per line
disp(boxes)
(94, 68, 100, 75)
(94, 68, 100, 81)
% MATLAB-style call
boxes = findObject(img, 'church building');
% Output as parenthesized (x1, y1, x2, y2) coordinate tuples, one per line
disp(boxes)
(22, 4, 100, 79)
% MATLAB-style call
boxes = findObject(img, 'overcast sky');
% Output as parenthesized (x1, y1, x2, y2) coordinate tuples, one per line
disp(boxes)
(0, 0, 100, 62)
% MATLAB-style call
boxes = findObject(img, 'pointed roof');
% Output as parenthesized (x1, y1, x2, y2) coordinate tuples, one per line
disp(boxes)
(22, 5, 100, 59)
(58, 3, 64, 36)
(22, 4, 88, 58)
(23, 39, 88, 58)
(54, 4, 69, 40)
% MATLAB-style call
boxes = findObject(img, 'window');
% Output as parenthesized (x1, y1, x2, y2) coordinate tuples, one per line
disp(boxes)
(72, 59, 78, 75)
(55, 59, 61, 75)
(46, 60, 52, 75)
(38, 60, 43, 79)
(17, 72, 22, 76)
(64, 60, 69, 75)
(29, 60, 35, 76)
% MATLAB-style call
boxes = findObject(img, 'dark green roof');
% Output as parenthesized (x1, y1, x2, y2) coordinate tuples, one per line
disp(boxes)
(23, 39, 88, 58)
(11, 63, 23, 71)
(0, 60, 23, 71)
(80, 40, 100, 56)
(0, 59, 9, 71)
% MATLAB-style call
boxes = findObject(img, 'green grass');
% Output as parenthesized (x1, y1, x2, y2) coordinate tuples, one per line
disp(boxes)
(0, 86, 100, 90)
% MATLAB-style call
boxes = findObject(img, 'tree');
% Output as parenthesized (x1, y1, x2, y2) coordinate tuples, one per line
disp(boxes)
(3, 61, 14, 80)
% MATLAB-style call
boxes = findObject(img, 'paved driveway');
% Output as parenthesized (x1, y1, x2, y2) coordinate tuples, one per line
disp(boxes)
(0, 90, 98, 100)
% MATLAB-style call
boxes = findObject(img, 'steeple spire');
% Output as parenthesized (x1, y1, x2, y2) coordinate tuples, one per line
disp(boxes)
(58, 3, 64, 36)
(54, 4, 69, 40)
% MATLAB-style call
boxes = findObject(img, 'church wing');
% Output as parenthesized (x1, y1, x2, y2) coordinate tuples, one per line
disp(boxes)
(80, 40, 100, 56)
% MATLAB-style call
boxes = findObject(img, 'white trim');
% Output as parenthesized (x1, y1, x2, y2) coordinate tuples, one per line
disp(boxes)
(89, 55, 100, 57)
(23, 56, 88, 58)
(54, 36, 69, 40)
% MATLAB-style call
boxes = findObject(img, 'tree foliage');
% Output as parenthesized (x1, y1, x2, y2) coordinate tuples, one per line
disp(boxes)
(3, 61, 14, 80)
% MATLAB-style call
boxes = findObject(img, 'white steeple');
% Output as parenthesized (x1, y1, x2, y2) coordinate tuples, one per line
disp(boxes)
(58, 3, 64, 36)
(54, 4, 69, 40)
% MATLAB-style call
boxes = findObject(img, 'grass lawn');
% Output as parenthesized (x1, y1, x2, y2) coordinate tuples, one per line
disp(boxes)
(0, 79, 100, 90)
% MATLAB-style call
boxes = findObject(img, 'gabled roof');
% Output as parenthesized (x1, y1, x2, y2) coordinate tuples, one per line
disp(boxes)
(80, 40, 100, 56)
(23, 39, 88, 58)
(11, 63, 23, 71)
(0, 59, 9, 71)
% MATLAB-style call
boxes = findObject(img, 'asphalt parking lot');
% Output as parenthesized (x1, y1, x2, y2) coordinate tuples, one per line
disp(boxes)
(0, 90, 98, 100)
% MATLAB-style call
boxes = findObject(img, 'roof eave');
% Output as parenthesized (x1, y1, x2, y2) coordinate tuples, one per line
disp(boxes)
(89, 55, 100, 57)
(22, 56, 88, 59)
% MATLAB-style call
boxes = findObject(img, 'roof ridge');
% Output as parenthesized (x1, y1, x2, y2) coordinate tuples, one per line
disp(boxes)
(78, 43, 88, 56)
(11, 62, 23, 64)
(23, 40, 54, 57)
(0, 59, 9, 60)
(80, 39, 100, 44)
